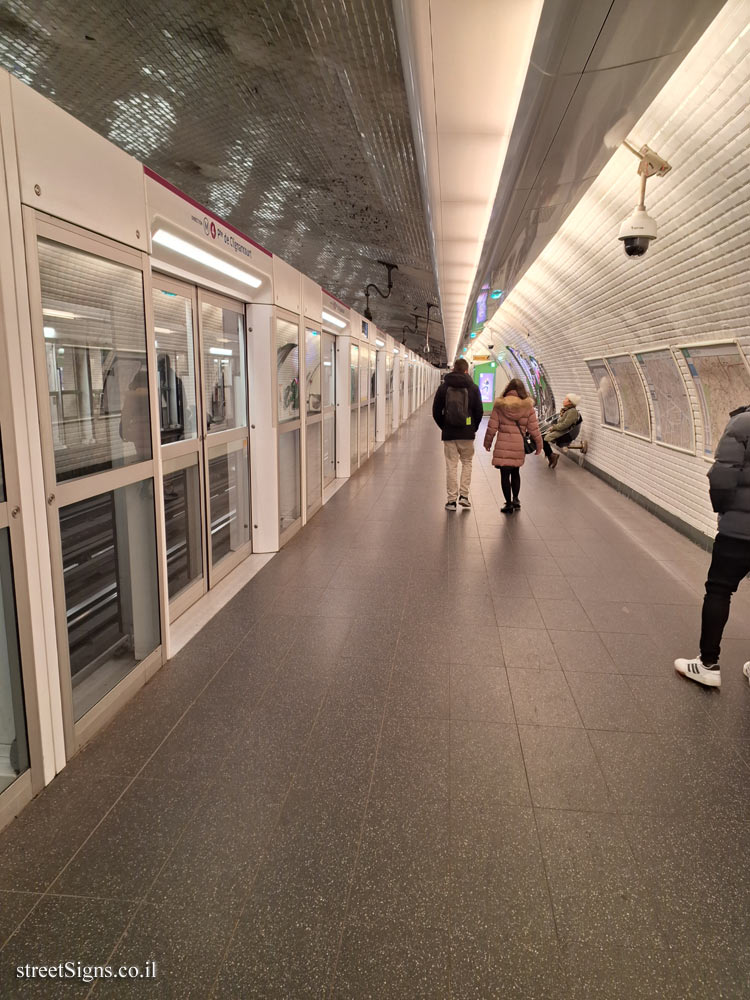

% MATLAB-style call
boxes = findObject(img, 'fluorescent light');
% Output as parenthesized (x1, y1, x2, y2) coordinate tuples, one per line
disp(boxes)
(154, 326, 174, 334)
(57, 348, 64, 355)
(323, 361, 332, 367)
(375, 339, 385, 347)
(393, 349, 400, 355)
(152, 229, 262, 289)
(321, 310, 347, 329)
(43, 308, 78, 319)
(43, 327, 56, 339)
(209, 347, 233, 356)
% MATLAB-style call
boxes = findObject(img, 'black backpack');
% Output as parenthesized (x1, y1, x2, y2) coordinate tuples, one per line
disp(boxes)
(444, 385, 470, 428)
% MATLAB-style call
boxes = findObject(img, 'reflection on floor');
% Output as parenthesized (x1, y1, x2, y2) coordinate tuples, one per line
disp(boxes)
(1, 404, 749, 998)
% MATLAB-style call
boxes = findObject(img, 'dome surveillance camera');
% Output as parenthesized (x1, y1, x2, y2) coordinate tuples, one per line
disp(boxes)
(618, 207, 657, 257)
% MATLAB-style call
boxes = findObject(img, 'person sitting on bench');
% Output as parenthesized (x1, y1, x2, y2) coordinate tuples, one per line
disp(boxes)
(543, 394, 582, 468)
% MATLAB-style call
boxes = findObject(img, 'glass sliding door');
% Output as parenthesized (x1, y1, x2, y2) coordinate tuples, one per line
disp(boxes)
(276, 313, 302, 540)
(350, 343, 359, 471)
(153, 278, 204, 618)
(385, 353, 393, 435)
(162, 452, 203, 606)
(200, 292, 250, 582)
(206, 437, 250, 567)
(368, 348, 376, 453)
(322, 332, 336, 487)
(359, 345, 369, 462)
(27, 215, 162, 747)
(152, 278, 251, 617)
(304, 325, 323, 516)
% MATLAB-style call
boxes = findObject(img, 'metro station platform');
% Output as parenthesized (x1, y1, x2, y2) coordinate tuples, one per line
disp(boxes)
(1, 404, 749, 999)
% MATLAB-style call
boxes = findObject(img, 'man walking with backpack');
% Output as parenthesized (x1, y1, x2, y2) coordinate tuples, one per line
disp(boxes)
(432, 358, 484, 510)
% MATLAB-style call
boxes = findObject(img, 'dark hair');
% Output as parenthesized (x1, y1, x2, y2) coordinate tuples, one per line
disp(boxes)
(501, 378, 528, 400)
(453, 358, 469, 374)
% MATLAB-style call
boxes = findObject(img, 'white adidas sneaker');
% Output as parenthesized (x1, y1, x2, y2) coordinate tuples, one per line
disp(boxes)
(674, 656, 721, 688)
(743, 662, 750, 685)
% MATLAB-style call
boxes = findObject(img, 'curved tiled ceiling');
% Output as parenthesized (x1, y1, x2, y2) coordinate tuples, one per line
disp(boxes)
(0, 0, 445, 359)
(456, 0, 727, 355)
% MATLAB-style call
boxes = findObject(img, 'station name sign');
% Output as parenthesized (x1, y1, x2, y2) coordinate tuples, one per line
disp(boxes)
(322, 293, 350, 320)
(189, 213, 255, 261)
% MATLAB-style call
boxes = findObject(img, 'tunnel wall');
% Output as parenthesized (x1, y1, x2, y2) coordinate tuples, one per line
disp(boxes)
(486, 0, 750, 543)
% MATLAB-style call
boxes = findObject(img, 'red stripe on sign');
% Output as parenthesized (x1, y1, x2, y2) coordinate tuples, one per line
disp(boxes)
(144, 166, 273, 258)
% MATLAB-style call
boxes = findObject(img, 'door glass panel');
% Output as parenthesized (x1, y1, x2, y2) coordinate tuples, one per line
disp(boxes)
(369, 350, 376, 449)
(276, 318, 300, 423)
(38, 239, 151, 482)
(0, 431, 5, 503)
(163, 458, 203, 601)
(350, 344, 358, 405)
(202, 302, 246, 433)
(153, 288, 198, 444)
(322, 336, 335, 408)
(359, 351, 369, 404)
(323, 412, 335, 486)
(350, 409, 358, 468)
(359, 404, 368, 458)
(306, 421, 322, 511)
(60, 481, 160, 722)
(279, 430, 301, 533)
(305, 327, 321, 415)
(0, 528, 29, 793)
(207, 439, 250, 568)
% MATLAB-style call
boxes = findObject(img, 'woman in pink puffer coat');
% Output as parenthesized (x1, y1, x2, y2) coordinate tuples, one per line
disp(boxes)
(484, 379, 543, 513)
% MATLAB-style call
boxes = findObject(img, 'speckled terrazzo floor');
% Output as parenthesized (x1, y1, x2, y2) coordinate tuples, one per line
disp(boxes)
(1, 403, 750, 999)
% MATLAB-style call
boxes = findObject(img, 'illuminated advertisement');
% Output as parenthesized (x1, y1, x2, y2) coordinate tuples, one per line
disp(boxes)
(475, 291, 488, 326)
(478, 372, 494, 404)
(586, 359, 621, 428)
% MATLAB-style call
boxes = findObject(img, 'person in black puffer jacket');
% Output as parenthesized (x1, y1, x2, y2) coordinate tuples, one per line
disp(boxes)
(432, 359, 484, 511)
(675, 404, 750, 689)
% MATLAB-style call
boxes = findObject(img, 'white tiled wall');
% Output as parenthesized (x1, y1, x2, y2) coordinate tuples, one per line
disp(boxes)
(486, 0, 750, 541)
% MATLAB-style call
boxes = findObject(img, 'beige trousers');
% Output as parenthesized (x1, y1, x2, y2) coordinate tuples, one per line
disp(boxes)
(444, 439, 474, 501)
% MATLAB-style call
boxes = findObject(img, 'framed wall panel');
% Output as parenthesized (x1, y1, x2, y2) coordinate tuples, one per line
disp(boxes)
(585, 359, 621, 429)
(680, 342, 750, 457)
(634, 349, 695, 453)
(606, 355, 651, 440)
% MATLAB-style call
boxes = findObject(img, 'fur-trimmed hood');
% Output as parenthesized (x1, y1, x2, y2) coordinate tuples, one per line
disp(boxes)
(493, 393, 535, 417)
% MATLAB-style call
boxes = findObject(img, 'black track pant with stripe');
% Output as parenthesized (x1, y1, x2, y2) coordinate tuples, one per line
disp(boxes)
(700, 533, 750, 665)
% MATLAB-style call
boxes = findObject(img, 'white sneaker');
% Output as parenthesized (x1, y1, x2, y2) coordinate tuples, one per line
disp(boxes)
(743, 662, 750, 685)
(674, 656, 721, 688)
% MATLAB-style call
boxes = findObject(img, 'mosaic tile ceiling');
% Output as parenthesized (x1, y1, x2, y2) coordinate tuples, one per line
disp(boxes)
(1, 0, 444, 359)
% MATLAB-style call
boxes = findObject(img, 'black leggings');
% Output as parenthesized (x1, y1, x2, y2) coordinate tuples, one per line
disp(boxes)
(499, 466, 521, 504)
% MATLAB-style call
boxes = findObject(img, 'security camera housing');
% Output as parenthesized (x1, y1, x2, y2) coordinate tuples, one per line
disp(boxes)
(618, 207, 657, 257)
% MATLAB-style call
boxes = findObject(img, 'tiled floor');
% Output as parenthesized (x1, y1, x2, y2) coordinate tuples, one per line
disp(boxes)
(2, 404, 750, 998)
